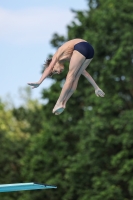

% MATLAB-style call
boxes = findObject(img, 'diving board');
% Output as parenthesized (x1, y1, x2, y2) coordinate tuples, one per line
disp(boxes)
(0, 182, 57, 192)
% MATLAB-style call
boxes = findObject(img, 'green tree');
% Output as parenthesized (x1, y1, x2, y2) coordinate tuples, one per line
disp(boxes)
(0, 100, 29, 200)
(12, 87, 45, 135)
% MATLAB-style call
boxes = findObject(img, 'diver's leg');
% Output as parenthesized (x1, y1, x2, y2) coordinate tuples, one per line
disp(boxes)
(53, 51, 85, 114)
(62, 58, 92, 108)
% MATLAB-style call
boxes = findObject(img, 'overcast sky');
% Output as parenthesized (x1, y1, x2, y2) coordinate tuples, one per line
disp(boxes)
(0, 0, 87, 107)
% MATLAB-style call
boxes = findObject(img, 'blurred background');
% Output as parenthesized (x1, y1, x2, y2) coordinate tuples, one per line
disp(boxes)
(0, 0, 133, 200)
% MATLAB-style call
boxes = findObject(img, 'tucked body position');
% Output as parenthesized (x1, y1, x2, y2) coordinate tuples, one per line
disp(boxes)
(28, 38, 105, 115)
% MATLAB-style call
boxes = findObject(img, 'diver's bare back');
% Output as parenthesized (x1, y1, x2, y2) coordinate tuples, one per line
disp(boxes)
(54, 38, 86, 62)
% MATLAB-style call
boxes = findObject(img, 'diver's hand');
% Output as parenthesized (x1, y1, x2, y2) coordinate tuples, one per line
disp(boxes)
(27, 82, 40, 89)
(95, 88, 105, 97)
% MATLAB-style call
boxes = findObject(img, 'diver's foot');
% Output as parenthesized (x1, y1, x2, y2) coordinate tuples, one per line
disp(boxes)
(52, 106, 65, 115)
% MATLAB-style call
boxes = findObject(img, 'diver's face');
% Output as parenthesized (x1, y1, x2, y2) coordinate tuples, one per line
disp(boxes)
(52, 63, 64, 75)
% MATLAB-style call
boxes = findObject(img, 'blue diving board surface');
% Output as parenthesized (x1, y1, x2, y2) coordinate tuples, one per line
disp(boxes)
(0, 182, 57, 192)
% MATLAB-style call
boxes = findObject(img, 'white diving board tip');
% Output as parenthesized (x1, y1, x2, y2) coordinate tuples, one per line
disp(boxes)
(0, 182, 57, 192)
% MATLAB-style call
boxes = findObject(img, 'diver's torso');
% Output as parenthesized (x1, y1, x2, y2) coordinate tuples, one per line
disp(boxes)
(57, 38, 87, 62)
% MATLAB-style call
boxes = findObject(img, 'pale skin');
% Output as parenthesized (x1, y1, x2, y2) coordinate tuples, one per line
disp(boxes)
(28, 38, 105, 115)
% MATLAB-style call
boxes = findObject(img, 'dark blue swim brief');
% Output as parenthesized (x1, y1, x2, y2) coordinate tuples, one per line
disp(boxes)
(74, 42, 94, 59)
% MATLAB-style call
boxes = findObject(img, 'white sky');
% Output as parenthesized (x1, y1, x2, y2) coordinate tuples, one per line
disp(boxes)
(0, 0, 88, 107)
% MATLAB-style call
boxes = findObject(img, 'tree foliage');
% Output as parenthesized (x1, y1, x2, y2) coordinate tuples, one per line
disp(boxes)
(0, 100, 29, 200)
